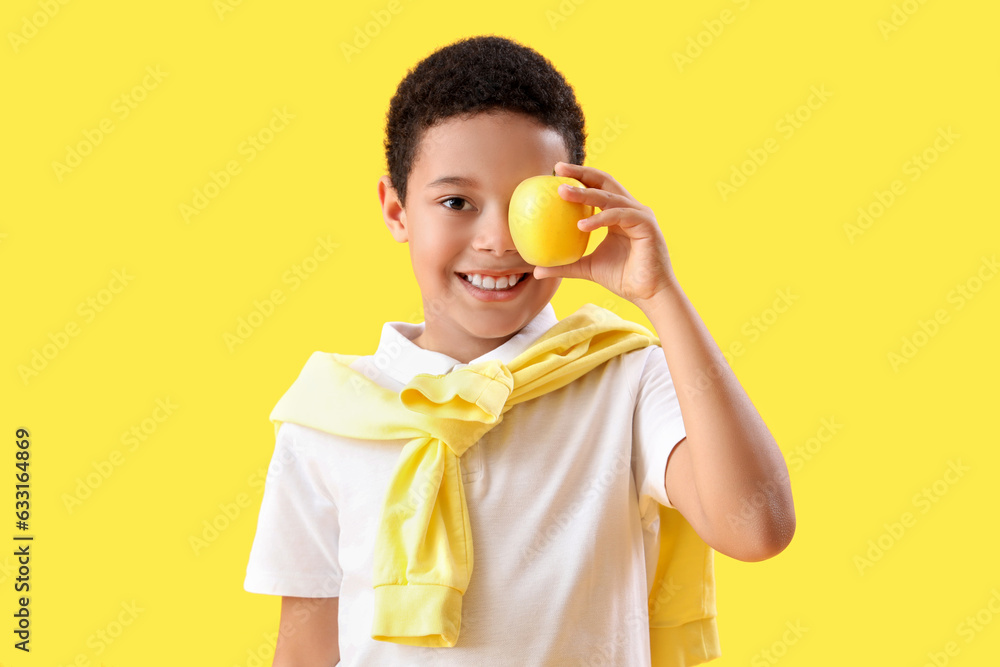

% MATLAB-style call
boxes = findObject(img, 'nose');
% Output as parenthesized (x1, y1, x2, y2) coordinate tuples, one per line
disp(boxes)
(471, 204, 519, 256)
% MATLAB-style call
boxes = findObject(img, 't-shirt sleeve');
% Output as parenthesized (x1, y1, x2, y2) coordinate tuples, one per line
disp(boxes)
(631, 345, 687, 512)
(244, 422, 342, 597)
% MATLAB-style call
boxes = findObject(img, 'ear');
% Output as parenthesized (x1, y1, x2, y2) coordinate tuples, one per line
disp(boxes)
(378, 175, 408, 243)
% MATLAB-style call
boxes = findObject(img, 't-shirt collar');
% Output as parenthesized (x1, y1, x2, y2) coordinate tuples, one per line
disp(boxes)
(375, 302, 560, 385)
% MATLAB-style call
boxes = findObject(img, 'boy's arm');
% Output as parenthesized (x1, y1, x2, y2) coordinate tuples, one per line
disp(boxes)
(536, 160, 793, 560)
(273, 596, 340, 666)
(639, 280, 796, 563)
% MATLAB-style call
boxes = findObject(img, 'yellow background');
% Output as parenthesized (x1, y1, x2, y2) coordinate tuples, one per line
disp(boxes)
(2, 0, 998, 665)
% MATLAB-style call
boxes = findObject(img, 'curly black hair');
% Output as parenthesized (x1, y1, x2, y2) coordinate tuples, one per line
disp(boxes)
(383, 34, 587, 208)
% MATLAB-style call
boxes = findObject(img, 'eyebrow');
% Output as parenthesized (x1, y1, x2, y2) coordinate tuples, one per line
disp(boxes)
(425, 175, 480, 190)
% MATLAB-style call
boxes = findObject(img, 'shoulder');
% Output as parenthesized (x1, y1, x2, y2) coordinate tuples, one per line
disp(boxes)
(555, 344, 661, 406)
(274, 421, 338, 455)
(280, 350, 382, 400)
(615, 344, 664, 403)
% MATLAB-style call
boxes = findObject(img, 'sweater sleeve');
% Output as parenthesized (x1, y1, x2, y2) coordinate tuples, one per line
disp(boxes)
(631, 345, 688, 512)
(244, 422, 342, 597)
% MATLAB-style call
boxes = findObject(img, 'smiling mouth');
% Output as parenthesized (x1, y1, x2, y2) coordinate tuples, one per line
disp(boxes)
(455, 272, 534, 297)
(456, 272, 530, 286)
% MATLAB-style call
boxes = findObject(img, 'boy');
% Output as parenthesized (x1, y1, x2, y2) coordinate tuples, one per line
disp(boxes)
(244, 34, 795, 666)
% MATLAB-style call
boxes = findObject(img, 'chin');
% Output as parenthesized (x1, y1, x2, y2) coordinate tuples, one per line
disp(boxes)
(460, 313, 526, 336)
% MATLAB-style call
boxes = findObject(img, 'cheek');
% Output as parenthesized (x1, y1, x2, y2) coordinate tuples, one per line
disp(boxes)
(413, 231, 463, 277)
(423, 231, 465, 262)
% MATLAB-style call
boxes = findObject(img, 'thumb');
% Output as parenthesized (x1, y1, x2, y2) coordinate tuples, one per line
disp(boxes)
(532, 255, 591, 282)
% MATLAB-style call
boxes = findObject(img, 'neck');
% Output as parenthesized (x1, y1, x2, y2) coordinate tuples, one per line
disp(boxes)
(411, 327, 517, 365)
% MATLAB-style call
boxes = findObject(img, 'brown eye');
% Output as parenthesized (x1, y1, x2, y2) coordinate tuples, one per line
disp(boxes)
(442, 197, 470, 211)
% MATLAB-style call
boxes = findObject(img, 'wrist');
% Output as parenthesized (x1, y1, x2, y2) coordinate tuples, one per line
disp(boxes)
(634, 276, 685, 319)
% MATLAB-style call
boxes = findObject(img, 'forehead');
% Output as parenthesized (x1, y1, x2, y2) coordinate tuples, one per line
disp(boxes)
(411, 111, 569, 186)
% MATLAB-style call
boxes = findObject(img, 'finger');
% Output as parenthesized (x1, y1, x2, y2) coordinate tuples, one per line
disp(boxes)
(554, 161, 635, 199)
(558, 183, 639, 212)
(577, 206, 648, 234)
(532, 252, 594, 282)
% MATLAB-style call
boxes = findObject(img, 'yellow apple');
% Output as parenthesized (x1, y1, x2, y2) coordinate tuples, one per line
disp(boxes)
(508, 175, 595, 267)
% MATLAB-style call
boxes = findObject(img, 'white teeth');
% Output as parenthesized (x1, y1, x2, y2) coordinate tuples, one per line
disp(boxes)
(462, 273, 522, 290)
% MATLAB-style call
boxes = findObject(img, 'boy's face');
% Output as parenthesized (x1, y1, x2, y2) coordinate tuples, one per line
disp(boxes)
(379, 110, 569, 364)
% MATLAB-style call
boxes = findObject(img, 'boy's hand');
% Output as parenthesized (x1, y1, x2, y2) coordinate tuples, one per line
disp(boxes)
(531, 162, 678, 308)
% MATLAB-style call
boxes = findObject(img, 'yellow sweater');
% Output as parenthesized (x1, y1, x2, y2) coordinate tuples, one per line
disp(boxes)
(269, 302, 721, 666)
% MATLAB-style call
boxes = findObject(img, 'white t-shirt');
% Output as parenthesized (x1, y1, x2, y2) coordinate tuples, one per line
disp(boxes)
(244, 302, 687, 666)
